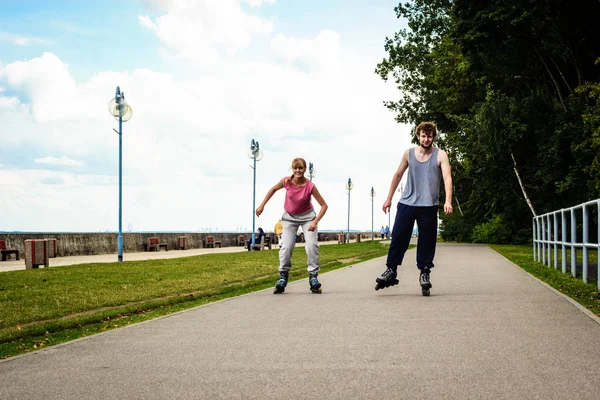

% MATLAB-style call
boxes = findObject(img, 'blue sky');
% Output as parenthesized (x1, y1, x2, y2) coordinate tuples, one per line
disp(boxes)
(0, 0, 413, 233)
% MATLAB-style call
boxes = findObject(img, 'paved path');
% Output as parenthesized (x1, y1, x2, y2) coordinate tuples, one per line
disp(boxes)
(2, 243, 600, 399)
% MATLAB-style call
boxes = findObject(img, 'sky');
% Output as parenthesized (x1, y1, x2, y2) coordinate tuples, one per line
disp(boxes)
(0, 0, 413, 233)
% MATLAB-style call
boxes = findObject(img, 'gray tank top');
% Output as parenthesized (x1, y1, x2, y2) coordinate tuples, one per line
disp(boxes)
(400, 147, 441, 206)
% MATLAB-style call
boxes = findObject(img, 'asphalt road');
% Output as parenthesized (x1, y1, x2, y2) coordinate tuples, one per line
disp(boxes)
(1, 243, 600, 399)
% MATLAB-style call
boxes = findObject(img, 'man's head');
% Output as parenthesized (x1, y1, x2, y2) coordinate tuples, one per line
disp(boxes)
(416, 122, 437, 149)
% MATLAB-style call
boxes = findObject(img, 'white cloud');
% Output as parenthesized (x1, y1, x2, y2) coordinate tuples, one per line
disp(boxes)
(14, 38, 30, 46)
(138, 0, 273, 64)
(271, 30, 340, 72)
(35, 156, 84, 167)
(243, 0, 276, 7)
(0, 32, 53, 46)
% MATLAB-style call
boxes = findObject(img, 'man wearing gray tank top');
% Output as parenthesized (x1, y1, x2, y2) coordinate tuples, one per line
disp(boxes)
(374, 122, 453, 296)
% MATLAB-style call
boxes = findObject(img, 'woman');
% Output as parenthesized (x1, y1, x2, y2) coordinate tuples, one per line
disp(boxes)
(255, 158, 328, 294)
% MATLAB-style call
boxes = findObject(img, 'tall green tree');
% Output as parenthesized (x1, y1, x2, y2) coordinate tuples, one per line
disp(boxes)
(376, 0, 600, 243)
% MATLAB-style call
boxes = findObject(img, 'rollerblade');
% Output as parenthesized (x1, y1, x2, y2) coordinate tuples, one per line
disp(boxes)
(273, 271, 289, 294)
(309, 274, 322, 294)
(419, 268, 432, 296)
(375, 267, 399, 291)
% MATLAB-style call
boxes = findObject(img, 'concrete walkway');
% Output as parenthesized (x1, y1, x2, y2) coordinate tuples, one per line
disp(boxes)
(2, 243, 600, 399)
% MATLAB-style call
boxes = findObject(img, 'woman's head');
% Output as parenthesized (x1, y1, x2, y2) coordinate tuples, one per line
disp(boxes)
(258, 227, 264, 234)
(290, 158, 307, 179)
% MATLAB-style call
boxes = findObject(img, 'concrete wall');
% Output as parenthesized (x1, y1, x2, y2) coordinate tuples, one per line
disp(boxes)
(0, 231, 353, 258)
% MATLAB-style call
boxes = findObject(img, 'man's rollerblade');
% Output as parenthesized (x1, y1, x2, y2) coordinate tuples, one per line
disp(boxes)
(273, 271, 289, 294)
(309, 274, 322, 294)
(375, 267, 399, 291)
(419, 268, 432, 296)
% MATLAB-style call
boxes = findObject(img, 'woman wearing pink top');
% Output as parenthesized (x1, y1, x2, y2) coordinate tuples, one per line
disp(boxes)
(256, 157, 328, 294)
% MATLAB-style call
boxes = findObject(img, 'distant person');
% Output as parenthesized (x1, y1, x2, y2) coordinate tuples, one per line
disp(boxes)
(274, 219, 283, 248)
(384, 225, 390, 239)
(380, 226, 385, 239)
(256, 157, 328, 294)
(375, 122, 453, 296)
(247, 227, 265, 251)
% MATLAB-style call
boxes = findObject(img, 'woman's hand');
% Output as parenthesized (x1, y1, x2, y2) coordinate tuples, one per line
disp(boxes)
(256, 205, 264, 217)
(308, 221, 317, 231)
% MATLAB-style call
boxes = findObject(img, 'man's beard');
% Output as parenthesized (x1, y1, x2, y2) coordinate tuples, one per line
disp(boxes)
(420, 143, 433, 149)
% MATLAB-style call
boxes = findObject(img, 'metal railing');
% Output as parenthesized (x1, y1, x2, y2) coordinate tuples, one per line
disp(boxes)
(533, 199, 600, 290)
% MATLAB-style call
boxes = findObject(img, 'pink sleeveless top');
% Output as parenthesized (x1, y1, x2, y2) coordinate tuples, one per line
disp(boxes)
(282, 177, 315, 214)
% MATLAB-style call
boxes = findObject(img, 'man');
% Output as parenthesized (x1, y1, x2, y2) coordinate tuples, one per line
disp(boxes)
(274, 219, 283, 248)
(375, 122, 453, 296)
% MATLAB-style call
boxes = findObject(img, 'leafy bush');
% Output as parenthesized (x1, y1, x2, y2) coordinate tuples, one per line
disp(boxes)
(471, 214, 513, 244)
(439, 212, 473, 242)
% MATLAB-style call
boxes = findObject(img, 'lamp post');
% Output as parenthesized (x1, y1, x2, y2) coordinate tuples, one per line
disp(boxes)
(370, 187, 376, 240)
(345, 178, 353, 243)
(108, 86, 132, 262)
(248, 139, 263, 251)
(308, 162, 315, 181)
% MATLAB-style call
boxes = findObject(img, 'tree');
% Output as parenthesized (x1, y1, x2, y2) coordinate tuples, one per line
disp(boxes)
(377, 0, 600, 243)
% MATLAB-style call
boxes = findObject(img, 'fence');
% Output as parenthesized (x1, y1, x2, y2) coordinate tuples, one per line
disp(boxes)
(532, 199, 600, 289)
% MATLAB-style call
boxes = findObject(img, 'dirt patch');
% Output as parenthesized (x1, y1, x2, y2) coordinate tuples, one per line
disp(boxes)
(338, 257, 359, 264)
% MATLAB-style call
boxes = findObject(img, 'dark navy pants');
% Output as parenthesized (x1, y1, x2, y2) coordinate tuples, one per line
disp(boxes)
(386, 203, 438, 271)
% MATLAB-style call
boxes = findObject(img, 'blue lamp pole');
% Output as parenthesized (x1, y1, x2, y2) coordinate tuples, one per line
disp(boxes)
(109, 86, 132, 262)
(370, 187, 376, 240)
(346, 178, 353, 243)
(308, 162, 315, 181)
(249, 139, 261, 251)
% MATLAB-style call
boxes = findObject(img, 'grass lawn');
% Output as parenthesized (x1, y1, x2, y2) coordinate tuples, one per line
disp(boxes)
(0, 241, 391, 359)
(490, 244, 600, 316)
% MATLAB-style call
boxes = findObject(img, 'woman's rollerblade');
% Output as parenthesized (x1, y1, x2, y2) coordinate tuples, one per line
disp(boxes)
(273, 271, 289, 294)
(375, 267, 399, 290)
(309, 274, 322, 294)
(419, 268, 432, 296)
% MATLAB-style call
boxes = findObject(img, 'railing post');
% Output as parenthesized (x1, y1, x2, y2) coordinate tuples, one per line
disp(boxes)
(582, 204, 589, 283)
(547, 214, 552, 267)
(553, 212, 558, 269)
(542, 216, 546, 265)
(536, 217, 542, 262)
(561, 210, 567, 274)
(571, 209, 577, 278)
(532, 218, 537, 261)
(597, 200, 600, 291)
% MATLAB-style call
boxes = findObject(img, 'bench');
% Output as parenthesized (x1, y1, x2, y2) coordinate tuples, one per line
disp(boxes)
(0, 239, 19, 261)
(205, 236, 222, 248)
(147, 237, 168, 251)
(249, 236, 271, 251)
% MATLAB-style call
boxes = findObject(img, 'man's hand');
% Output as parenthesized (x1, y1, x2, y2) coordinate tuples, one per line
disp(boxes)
(444, 202, 453, 215)
(382, 199, 392, 214)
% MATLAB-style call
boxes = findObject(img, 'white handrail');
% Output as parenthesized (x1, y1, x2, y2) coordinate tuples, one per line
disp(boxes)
(532, 199, 600, 289)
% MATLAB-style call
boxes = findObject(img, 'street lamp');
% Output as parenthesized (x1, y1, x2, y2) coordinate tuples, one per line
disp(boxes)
(108, 86, 132, 263)
(247, 139, 263, 250)
(308, 162, 315, 181)
(370, 187, 376, 240)
(345, 178, 353, 243)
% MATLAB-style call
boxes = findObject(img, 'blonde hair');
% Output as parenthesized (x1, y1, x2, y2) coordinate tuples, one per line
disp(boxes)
(290, 158, 307, 179)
